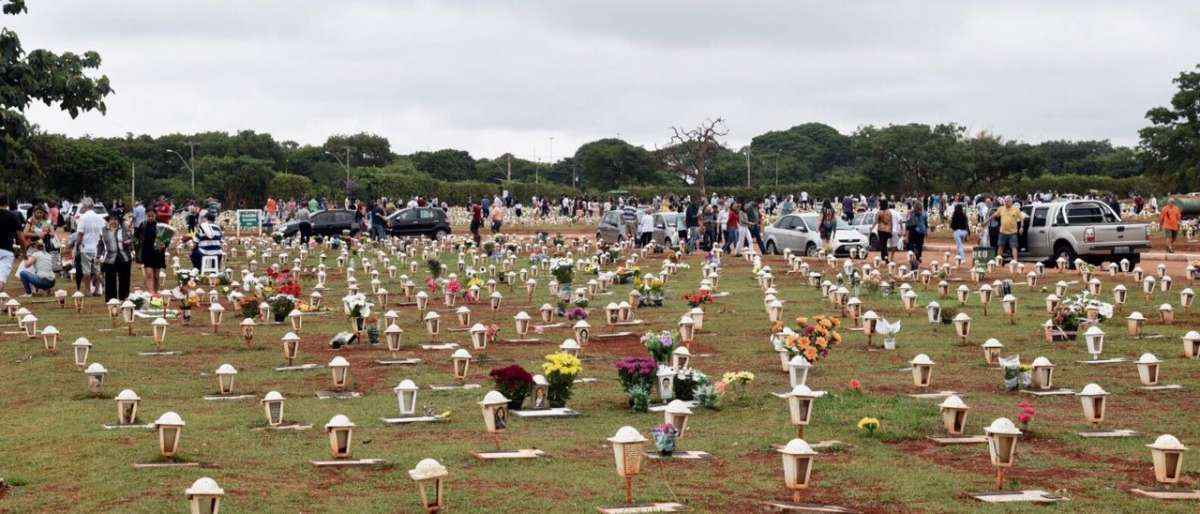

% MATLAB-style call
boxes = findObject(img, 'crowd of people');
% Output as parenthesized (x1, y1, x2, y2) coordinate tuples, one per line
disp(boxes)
(0, 189, 1188, 301)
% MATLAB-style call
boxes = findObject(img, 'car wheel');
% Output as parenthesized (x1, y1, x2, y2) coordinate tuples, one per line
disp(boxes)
(1053, 242, 1078, 269)
(765, 240, 777, 255)
(805, 242, 817, 257)
(431, 229, 447, 241)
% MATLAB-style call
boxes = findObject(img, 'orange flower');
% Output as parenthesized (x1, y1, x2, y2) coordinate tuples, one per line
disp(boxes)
(815, 337, 828, 348)
(795, 316, 809, 326)
(830, 317, 842, 328)
(771, 320, 785, 333)
(832, 332, 843, 343)
(804, 347, 818, 360)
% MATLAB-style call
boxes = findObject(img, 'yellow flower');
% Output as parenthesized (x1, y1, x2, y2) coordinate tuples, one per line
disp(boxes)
(543, 352, 582, 377)
(857, 417, 881, 433)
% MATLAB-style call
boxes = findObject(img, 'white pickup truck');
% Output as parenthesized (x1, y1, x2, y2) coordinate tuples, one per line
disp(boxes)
(1018, 200, 1150, 267)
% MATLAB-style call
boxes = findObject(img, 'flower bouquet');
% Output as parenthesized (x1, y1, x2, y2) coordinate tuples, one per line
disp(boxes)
(635, 274, 665, 307)
(682, 289, 713, 308)
(342, 293, 372, 332)
(641, 331, 676, 364)
(779, 315, 843, 363)
(268, 294, 297, 323)
(614, 265, 639, 284)
(615, 356, 657, 395)
(672, 368, 708, 401)
(426, 258, 444, 280)
(489, 364, 534, 409)
(542, 352, 582, 408)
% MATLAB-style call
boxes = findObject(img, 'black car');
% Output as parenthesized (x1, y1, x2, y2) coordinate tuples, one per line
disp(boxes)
(277, 209, 360, 238)
(386, 207, 451, 239)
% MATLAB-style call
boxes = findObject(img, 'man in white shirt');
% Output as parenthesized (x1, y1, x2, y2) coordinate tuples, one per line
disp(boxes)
(638, 211, 655, 248)
(75, 200, 106, 296)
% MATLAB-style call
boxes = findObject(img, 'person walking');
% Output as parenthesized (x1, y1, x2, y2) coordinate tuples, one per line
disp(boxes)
(906, 203, 929, 267)
(819, 200, 837, 252)
(875, 200, 893, 263)
(0, 195, 21, 291)
(74, 200, 105, 296)
(490, 201, 506, 234)
(725, 204, 741, 255)
(469, 200, 483, 244)
(99, 214, 133, 301)
(950, 202, 970, 261)
(1160, 198, 1182, 253)
(744, 200, 765, 254)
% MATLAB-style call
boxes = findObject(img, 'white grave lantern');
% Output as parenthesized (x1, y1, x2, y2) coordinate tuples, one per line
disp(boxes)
(324, 414, 356, 458)
(240, 318, 256, 347)
(939, 395, 970, 436)
(1077, 383, 1108, 427)
(208, 302, 225, 332)
(678, 315, 695, 344)
(663, 399, 693, 437)
(778, 438, 818, 503)
(784, 384, 818, 438)
(1045, 293, 1060, 314)
(281, 332, 301, 365)
(656, 365, 675, 401)
(185, 477, 224, 514)
(415, 291, 429, 311)
(1148, 435, 1187, 485)
(1030, 356, 1055, 390)
(514, 311, 531, 336)
(1184, 331, 1200, 359)
(689, 307, 705, 331)
(150, 317, 169, 350)
(154, 411, 186, 457)
(455, 306, 471, 328)
(1112, 284, 1127, 309)
(451, 349, 472, 381)
(288, 309, 302, 331)
(261, 391, 285, 426)
(115, 389, 141, 425)
(489, 291, 503, 311)
(910, 353, 934, 388)
(329, 356, 351, 390)
(767, 299, 784, 322)
(861, 310, 879, 345)
(608, 426, 647, 504)
(981, 338, 1003, 365)
(469, 323, 487, 350)
(1084, 325, 1105, 360)
(985, 417, 1022, 488)
(1159, 303, 1174, 324)
(409, 458, 449, 513)
(20, 313, 36, 338)
(956, 284, 969, 304)
(1001, 294, 1017, 325)
(1126, 311, 1145, 338)
(559, 338, 581, 358)
(41, 325, 59, 353)
(926, 301, 941, 324)
(72, 337, 92, 368)
(215, 364, 238, 395)
(424, 311, 441, 340)
(978, 284, 993, 314)
(478, 390, 510, 435)
(85, 362, 107, 395)
(671, 346, 691, 369)
(539, 303, 554, 323)
(394, 379, 419, 416)
(953, 312, 971, 344)
(385, 323, 404, 353)
(1136, 353, 1161, 386)
(788, 355, 811, 388)
(573, 319, 591, 345)
(1181, 288, 1195, 310)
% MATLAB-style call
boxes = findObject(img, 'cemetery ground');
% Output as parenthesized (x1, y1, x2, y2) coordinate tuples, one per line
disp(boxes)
(2, 233, 1199, 513)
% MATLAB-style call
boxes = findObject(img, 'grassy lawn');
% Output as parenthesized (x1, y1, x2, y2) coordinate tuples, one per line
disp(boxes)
(1, 233, 1198, 513)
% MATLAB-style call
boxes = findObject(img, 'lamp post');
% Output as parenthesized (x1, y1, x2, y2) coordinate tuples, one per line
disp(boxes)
(325, 147, 352, 196)
(167, 142, 197, 194)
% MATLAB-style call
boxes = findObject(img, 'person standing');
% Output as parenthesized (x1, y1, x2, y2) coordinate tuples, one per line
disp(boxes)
(99, 215, 133, 301)
(744, 200, 765, 254)
(191, 212, 224, 270)
(490, 201, 506, 234)
(469, 200, 483, 244)
(875, 200, 893, 263)
(293, 203, 311, 243)
(684, 200, 700, 253)
(140, 208, 169, 294)
(819, 200, 837, 251)
(637, 210, 654, 247)
(75, 201, 105, 296)
(1160, 198, 1182, 253)
(989, 197, 1026, 263)
(0, 194, 23, 291)
(906, 203, 929, 266)
(950, 202, 970, 261)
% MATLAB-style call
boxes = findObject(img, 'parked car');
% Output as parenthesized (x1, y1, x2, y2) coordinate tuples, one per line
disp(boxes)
(1018, 200, 1149, 266)
(848, 210, 879, 247)
(276, 209, 359, 239)
(652, 212, 685, 247)
(763, 212, 869, 257)
(66, 203, 107, 231)
(596, 207, 645, 243)
(386, 207, 451, 239)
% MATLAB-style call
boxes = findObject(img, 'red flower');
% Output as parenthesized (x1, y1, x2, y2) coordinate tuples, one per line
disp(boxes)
(849, 379, 862, 391)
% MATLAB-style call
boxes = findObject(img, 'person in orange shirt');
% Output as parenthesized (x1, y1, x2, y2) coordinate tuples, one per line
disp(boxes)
(1159, 198, 1182, 253)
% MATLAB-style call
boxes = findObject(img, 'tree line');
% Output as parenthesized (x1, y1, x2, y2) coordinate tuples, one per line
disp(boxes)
(3, 1, 1198, 206)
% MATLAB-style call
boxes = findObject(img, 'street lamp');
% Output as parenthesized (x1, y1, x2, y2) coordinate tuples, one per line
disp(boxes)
(325, 147, 352, 196)
(166, 142, 197, 194)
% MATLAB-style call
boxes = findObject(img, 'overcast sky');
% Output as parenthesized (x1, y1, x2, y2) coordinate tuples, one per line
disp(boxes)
(9, 1, 1200, 160)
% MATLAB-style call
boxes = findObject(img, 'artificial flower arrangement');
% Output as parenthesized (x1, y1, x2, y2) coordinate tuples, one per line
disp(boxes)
(720, 371, 754, 397)
(426, 258, 444, 279)
(238, 296, 260, 319)
(672, 368, 710, 401)
(342, 293, 372, 319)
(268, 294, 297, 323)
(542, 352, 582, 407)
(641, 330, 676, 364)
(634, 273, 665, 307)
(999, 355, 1033, 391)
(550, 258, 575, 286)
(128, 290, 154, 310)
(777, 315, 843, 364)
(614, 265, 639, 284)
(1017, 400, 1036, 430)
(565, 306, 589, 321)
(651, 422, 679, 456)
(615, 356, 657, 395)
(489, 364, 534, 409)
(857, 417, 881, 435)
(682, 289, 713, 308)
(176, 268, 199, 287)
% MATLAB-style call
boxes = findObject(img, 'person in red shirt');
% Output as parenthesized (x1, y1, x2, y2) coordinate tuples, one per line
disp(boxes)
(1160, 199, 1182, 253)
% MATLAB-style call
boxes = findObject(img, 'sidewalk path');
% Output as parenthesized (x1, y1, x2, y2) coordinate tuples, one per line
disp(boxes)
(922, 243, 1199, 263)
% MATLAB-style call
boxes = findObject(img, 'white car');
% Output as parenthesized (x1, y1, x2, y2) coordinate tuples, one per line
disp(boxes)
(763, 212, 869, 257)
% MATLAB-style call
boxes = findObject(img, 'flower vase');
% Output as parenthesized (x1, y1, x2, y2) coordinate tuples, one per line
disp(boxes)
(883, 337, 896, 350)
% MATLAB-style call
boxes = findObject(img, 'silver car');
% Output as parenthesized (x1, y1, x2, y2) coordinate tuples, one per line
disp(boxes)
(764, 213, 869, 257)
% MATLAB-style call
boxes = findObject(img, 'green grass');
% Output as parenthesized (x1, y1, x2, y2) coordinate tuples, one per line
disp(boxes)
(2, 238, 1199, 513)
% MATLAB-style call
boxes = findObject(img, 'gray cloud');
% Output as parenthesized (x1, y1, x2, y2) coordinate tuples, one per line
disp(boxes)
(9, 1, 1199, 160)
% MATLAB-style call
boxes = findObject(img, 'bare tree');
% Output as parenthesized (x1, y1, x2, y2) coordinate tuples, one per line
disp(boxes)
(660, 118, 728, 197)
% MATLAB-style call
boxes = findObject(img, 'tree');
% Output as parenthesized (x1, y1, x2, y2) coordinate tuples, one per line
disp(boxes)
(196, 156, 274, 208)
(1139, 64, 1200, 191)
(659, 118, 728, 196)
(412, 149, 476, 181)
(573, 138, 654, 191)
(324, 133, 394, 168)
(1, 0, 113, 163)
(268, 173, 313, 200)
(750, 122, 852, 183)
(32, 134, 129, 200)
(853, 123, 968, 193)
